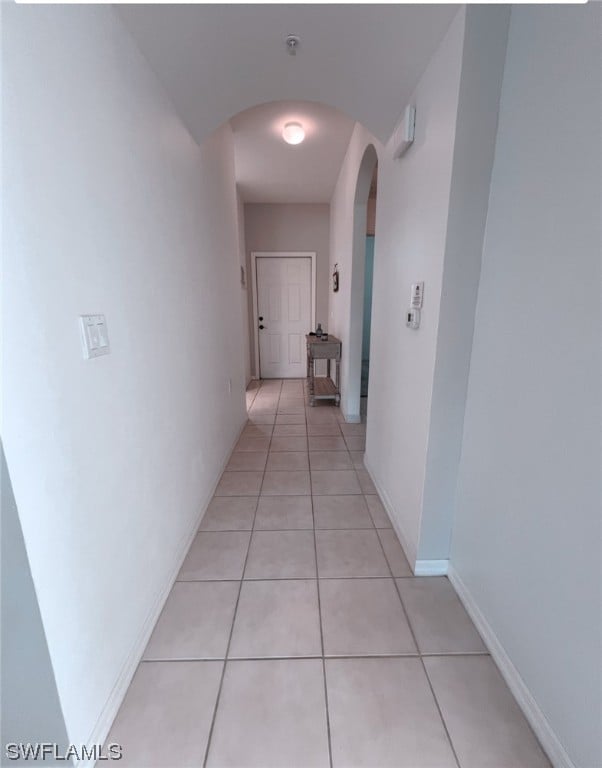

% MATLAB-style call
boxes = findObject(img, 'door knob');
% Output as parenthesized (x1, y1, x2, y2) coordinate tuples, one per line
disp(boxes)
(258, 316, 264, 321)
(259, 325, 265, 330)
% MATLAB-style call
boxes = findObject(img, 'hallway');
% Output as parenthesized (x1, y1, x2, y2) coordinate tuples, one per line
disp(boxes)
(3, 5, 600, 765)
(107, 380, 550, 768)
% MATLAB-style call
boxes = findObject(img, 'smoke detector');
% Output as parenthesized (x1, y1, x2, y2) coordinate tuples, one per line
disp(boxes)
(285, 35, 300, 56)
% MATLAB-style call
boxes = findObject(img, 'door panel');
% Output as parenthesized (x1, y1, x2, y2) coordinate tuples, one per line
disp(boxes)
(268, 285, 281, 322)
(288, 334, 302, 365)
(257, 257, 311, 379)
(288, 285, 301, 322)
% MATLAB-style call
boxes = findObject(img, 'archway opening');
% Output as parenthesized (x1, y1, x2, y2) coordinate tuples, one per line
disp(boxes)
(346, 145, 378, 421)
(228, 99, 356, 385)
(362, 166, 378, 404)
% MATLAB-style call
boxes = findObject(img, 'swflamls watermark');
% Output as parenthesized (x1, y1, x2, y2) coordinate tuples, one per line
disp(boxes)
(4, 743, 123, 761)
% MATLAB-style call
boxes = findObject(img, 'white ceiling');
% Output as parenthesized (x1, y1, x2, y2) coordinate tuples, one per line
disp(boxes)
(116, 5, 459, 144)
(231, 101, 355, 203)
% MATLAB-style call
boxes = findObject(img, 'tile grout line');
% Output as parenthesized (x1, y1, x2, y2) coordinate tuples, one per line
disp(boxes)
(374, 527, 464, 768)
(350, 400, 467, 764)
(306, 380, 335, 768)
(201, 379, 281, 768)
(189, 525, 392, 534)
(254, 378, 281, 506)
(154, 383, 487, 768)
(177, 573, 432, 582)
(141, 650, 490, 664)
(201, 384, 471, 767)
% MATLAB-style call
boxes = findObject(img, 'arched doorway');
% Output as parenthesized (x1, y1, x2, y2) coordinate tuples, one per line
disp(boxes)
(362, 166, 378, 401)
(345, 145, 378, 421)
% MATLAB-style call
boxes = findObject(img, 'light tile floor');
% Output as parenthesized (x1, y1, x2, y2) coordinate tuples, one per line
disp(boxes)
(108, 379, 551, 768)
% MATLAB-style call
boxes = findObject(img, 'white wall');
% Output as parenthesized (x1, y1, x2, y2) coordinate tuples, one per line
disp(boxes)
(329, 124, 382, 418)
(419, 6, 510, 560)
(236, 190, 252, 384)
(331, 7, 509, 568)
(2, 4, 246, 751)
(365, 8, 466, 564)
(450, 6, 601, 768)
(244, 203, 330, 377)
(1, 445, 70, 759)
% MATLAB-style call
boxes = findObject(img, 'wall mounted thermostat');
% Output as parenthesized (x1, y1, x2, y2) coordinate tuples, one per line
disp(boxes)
(410, 282, 424, 309)
(406, 308, 421, 330)
(80, 314, 110, 359)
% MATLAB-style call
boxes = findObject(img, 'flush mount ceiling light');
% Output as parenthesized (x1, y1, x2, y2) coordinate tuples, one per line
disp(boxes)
(282, 121, 305, 145)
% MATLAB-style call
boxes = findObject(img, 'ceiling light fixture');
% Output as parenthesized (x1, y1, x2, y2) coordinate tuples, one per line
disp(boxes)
(282, 121, 305, 145)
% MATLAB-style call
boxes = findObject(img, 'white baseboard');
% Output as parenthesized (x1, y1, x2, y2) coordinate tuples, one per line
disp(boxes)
(79, 421, 247, 768)
(341, 407, 361, 424)
(79, 524, 198, 767)
(362, 456, 418, 568)
(414, 559, 449, 576)
(448, 565, 575, 768)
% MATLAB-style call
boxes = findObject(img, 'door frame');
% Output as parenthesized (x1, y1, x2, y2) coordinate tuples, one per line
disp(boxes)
(345, 145, 378, 422)
(251, 251, 317, 379)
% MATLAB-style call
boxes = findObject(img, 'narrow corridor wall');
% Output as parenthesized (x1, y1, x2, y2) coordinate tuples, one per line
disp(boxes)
(329, 9, 466, 563)
(1, 444, 70, 760)
(365, 8, 465, 564)
(236, 190, 252, 385)
(419, 6, 510, 560)
(450, 6, 602, 766)
(331, 7, 509, 571)
(2, 4, 246, 751)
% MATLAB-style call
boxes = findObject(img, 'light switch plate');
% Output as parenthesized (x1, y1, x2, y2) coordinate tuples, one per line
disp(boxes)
(80, 314, 110, 359)
(410, 282, 424, 309)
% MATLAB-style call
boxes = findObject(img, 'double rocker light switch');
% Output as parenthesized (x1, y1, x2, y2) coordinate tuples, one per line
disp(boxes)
(80, 314, 110, 359)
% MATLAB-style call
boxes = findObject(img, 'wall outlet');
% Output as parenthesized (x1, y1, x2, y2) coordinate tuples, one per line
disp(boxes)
(406, 308, 421, 330)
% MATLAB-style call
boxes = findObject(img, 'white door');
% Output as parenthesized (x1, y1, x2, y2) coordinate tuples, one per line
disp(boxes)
(256, 256, 312, 378)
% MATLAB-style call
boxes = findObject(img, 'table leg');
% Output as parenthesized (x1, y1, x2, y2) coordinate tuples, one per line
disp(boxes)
(308, 353, 315, 406)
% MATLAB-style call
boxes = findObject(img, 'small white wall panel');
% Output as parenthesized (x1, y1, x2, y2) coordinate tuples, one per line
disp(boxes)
(288, 334, 302, 365)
